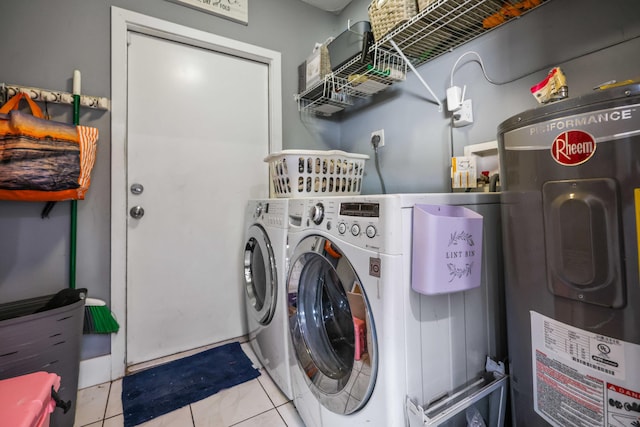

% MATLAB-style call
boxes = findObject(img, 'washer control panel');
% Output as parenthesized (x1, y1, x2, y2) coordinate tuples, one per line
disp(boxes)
(250, 201, 287, 229)
(295, 198, 385, 250)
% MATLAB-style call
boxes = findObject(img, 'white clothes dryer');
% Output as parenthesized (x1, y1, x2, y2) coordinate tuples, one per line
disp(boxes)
(286, 194, 508, 427)
(243, 199, 293, 400)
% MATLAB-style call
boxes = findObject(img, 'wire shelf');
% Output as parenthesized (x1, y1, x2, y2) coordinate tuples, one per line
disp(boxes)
(376, 0, 548, 66)
(296, 74, 358, 116)
(296, 48, 406, 113)
(296, 0, 550, 115)
(340, 47, 406, 95)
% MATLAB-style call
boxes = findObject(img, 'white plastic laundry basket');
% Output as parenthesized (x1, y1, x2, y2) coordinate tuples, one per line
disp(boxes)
(265, 150, 369, 198)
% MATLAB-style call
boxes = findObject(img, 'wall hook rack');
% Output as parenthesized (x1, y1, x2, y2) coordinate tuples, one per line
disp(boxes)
(0, 83, 110, 111)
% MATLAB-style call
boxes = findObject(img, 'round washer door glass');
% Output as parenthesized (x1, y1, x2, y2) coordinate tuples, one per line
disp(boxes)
(244, 225, 276, 325)
(288, 235, 377, 415)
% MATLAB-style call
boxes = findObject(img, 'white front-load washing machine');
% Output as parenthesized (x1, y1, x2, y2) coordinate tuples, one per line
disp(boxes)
(243, 199, 293, 400)
(286, 194, 508, 427)
(286, 195, 407, 427)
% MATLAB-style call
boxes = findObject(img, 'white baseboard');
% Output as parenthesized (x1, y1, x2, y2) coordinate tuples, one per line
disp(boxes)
(79, 355, 112, 389)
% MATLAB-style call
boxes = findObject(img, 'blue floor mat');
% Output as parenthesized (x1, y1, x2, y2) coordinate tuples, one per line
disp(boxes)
(122, 341, 260, 427)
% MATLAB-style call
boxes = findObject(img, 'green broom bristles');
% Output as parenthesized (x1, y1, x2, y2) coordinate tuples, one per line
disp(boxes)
(84, 298, 119, 334)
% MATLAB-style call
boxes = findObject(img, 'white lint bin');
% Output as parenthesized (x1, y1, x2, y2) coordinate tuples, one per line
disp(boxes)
(412, 204, 483, 295)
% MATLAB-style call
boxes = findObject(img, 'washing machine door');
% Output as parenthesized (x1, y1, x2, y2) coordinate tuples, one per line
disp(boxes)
(288, 235, 377, 415)
(244, 224, 277, 325)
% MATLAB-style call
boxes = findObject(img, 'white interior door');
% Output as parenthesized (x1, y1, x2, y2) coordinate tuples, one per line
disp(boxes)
(125, 31, 270, 366)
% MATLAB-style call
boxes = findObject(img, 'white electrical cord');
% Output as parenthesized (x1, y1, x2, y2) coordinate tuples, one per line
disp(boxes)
(450, 51, 496, 87)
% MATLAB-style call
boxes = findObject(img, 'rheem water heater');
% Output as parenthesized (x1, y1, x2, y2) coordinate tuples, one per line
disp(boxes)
(498, 83, 640, 427)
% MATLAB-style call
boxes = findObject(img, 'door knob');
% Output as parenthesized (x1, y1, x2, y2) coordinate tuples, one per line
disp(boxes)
(130, 183, 144, 195)
(130, 206, 145, 219)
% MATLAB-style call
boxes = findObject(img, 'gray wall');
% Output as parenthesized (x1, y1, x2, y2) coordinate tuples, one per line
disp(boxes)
(1, 0, 639, 361)
(336, 0, 640, 194)
(0, 0, 340, 359)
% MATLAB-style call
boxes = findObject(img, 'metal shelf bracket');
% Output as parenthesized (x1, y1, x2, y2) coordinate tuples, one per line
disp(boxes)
(389, 39, 443, 112)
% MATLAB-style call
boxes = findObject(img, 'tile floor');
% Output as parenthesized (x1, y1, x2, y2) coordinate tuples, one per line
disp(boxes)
(73, 342, 305, 427)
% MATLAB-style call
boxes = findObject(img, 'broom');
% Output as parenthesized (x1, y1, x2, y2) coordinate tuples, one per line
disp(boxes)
(84, 298, 120, 334)
(69, 70, 119, 334)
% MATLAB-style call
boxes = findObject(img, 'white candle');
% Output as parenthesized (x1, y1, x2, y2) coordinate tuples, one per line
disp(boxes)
(73, 70, 81, 95)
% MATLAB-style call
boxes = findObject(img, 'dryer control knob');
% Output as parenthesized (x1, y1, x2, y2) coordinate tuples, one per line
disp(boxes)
(254, 203, 263, 218)
(351, 223, 361, 236)
(337, 222, 347, 235)
(310, 203, 325, 225)
(366, 225, 376, 238)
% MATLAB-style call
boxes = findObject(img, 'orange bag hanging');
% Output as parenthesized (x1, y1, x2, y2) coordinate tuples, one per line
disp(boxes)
(0, 92, 98, 201)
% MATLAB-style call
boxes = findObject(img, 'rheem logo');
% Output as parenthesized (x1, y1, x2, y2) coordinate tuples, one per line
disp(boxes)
(551, 130, 596, 166)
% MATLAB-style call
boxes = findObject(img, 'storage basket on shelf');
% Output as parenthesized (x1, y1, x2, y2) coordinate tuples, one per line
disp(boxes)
(417, 0, 437, 11)
(265, 150, 369, 198)
(368, 0, 418, 42)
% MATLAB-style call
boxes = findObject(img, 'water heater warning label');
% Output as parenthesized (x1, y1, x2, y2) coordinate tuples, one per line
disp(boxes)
(531, 312, 640, 427)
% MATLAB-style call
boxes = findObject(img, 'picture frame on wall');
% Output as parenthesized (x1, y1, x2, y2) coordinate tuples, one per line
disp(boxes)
(167, 0, 248, 25)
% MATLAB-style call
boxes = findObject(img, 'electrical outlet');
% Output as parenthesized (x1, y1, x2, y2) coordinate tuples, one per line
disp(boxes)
(453, 99, 473, 127)
(371, 129, 385, 148)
